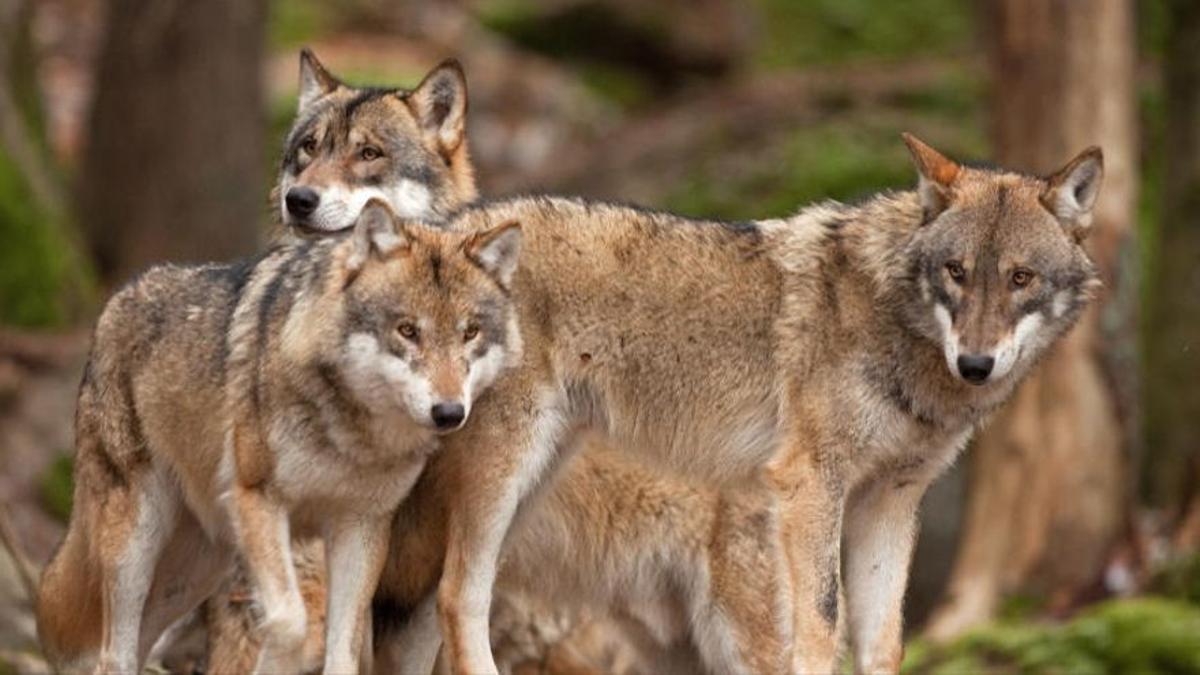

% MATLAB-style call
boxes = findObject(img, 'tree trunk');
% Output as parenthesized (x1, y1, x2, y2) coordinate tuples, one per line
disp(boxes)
(1152, 0, 1200, 551)
(78, 0, 267, 285)
(926, 0, 1137, 639)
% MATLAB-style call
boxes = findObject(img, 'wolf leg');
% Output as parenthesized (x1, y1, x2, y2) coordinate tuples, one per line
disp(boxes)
(95, 468, 178, 674)
(232, 486, 306, 675)
(768, 440, 845, 675)
(377, 591, 442, 675)
(843, 473, 931, 675)
(138, 514, 235, 665)
(696, 485, 793, 675)
(437, 379, 569, 675)
(323, 514, 391, 674)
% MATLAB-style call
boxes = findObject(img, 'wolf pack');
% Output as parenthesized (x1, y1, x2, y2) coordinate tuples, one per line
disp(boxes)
(34, 51, 1105, 675)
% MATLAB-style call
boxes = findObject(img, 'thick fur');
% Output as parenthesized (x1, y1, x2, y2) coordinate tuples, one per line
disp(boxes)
(207, 438, 791, 675)
(394, 138, 1102, 675)
(275, 49, 477, 235)
(35, 202, 521, 674)
(206, 52, 797, 675)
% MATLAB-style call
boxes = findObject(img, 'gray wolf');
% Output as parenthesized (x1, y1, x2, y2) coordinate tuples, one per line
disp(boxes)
(205, 438, 791, 675)
(35, 200, 522, 674)
(206, 53, 796, 675)
(397, 134, 1103, 674)
(276, 49, 476, 235)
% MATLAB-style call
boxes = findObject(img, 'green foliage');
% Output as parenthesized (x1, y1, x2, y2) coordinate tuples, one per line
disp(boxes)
(665, 125, 913, 220)
(0, 150, 79, 328)
(269, 0, 331, 48)
(39, 454, 73, 523)
(754, 0, 972, 69)
(904, 598, 1200, 675)
(1150, 554, 1200, 606)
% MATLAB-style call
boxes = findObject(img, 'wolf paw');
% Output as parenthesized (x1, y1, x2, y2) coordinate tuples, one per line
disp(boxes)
(260, 605, 308, 652)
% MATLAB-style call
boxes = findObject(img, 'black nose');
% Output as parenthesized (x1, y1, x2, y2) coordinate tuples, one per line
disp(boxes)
(957, 354, 995, 384)
(431, 402, 466, 430)
(285, 187, 320, 217)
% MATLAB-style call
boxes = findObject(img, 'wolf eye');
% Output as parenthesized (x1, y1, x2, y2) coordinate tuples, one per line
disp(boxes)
(945, 261, 966, 283)
(396, 322, 419, 341)
(1011, 268, 1035, 288)
(463, 324, 480, 342)
(300, 136, 318, 154)
(360, 146, 383, 161)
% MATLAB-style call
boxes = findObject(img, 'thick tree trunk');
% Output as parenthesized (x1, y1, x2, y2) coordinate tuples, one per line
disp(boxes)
(926, 0, 1137, 639)
(78, 0, 266, 285)
(1149, 0, 1200, 553)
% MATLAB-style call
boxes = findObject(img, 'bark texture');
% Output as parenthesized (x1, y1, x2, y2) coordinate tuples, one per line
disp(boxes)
(1151, 0, 1200, 552)
(927, 0, 1137, 638)
(77, 0, 267, 284)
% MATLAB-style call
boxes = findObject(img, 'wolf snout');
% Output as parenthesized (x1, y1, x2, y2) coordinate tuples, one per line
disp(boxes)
(956, 354, 995, 385)
(431, 401, 466, 431)
(285, 186, 320, 218)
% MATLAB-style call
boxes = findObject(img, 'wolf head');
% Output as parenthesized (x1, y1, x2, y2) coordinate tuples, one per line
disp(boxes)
(900, 134, 1102, 387)
(329, 200, 521, 433)
(275, 50, 477, 235)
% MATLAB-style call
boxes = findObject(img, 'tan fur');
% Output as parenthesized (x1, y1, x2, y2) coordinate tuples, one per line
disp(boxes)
(35, 202, 520, 674)
(400, 138, 1101, 675)
(203, 52, 801, 674)
(206, 432, 791, 675)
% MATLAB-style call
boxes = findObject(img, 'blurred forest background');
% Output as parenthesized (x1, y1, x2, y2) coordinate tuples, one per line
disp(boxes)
(1, 0, 1198, 673)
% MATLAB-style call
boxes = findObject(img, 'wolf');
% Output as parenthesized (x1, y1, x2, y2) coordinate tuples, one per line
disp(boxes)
(201, 52, 795, 675)
(34, 201, 522, 674)
(205, 439, 792, 675)
(390, 135, 1103, 675)
(276, 49, 477, 235)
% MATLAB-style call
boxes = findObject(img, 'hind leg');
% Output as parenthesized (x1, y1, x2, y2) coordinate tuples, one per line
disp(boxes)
(94, 467, 178, 674)
(696, 485, 793, 675)
(138, 513, 235, 666)
(376, 591, 443, 675)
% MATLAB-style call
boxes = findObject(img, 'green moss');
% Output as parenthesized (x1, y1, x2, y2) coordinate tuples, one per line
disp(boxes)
(904, 598, 1200, 674)
(753, 0, 972, 70)
(0, 149, 88, 328)
(39, 454, 73, 523)
(1149, 554, 1200, 606)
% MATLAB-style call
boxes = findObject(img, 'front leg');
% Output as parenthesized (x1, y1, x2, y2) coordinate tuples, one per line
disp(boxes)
(324, 514, 392, 674)
(768, 434, 847, 675)
(843, 464, 942, 674)
(231, 485, 306, 675)
(438, 382, 568, 675)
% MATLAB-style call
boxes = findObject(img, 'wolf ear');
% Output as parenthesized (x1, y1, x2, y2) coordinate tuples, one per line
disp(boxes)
(902, 132, 961, 221)
(346, 200, 409, 275)
(466, 221, 522, 289)
(298, 48, 341, 111)
(1042, 146, 1104, 239)
(406, 59, 468, 159)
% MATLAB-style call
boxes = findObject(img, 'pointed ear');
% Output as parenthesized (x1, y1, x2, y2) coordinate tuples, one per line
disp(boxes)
(465, 221, 522, 289)
(298, 48, 340, 111)
(1042, 146, 1104, 239)
(346, 199, 408, 275)
(902, 132, 961, 220)
(406, 59, 468, 158)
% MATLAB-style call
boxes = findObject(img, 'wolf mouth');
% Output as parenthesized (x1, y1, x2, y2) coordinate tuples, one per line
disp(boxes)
(290, 220, 357, 237)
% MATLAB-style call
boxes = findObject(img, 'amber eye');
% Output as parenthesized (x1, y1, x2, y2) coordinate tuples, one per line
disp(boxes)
(945, 261, 966, 283)
(1011, 268, 1034, 288)
(396, 322, 419, 340)
(463, 324, 480, 342)
(300, 136, 318, 154)
(360, 146, 383, 161)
